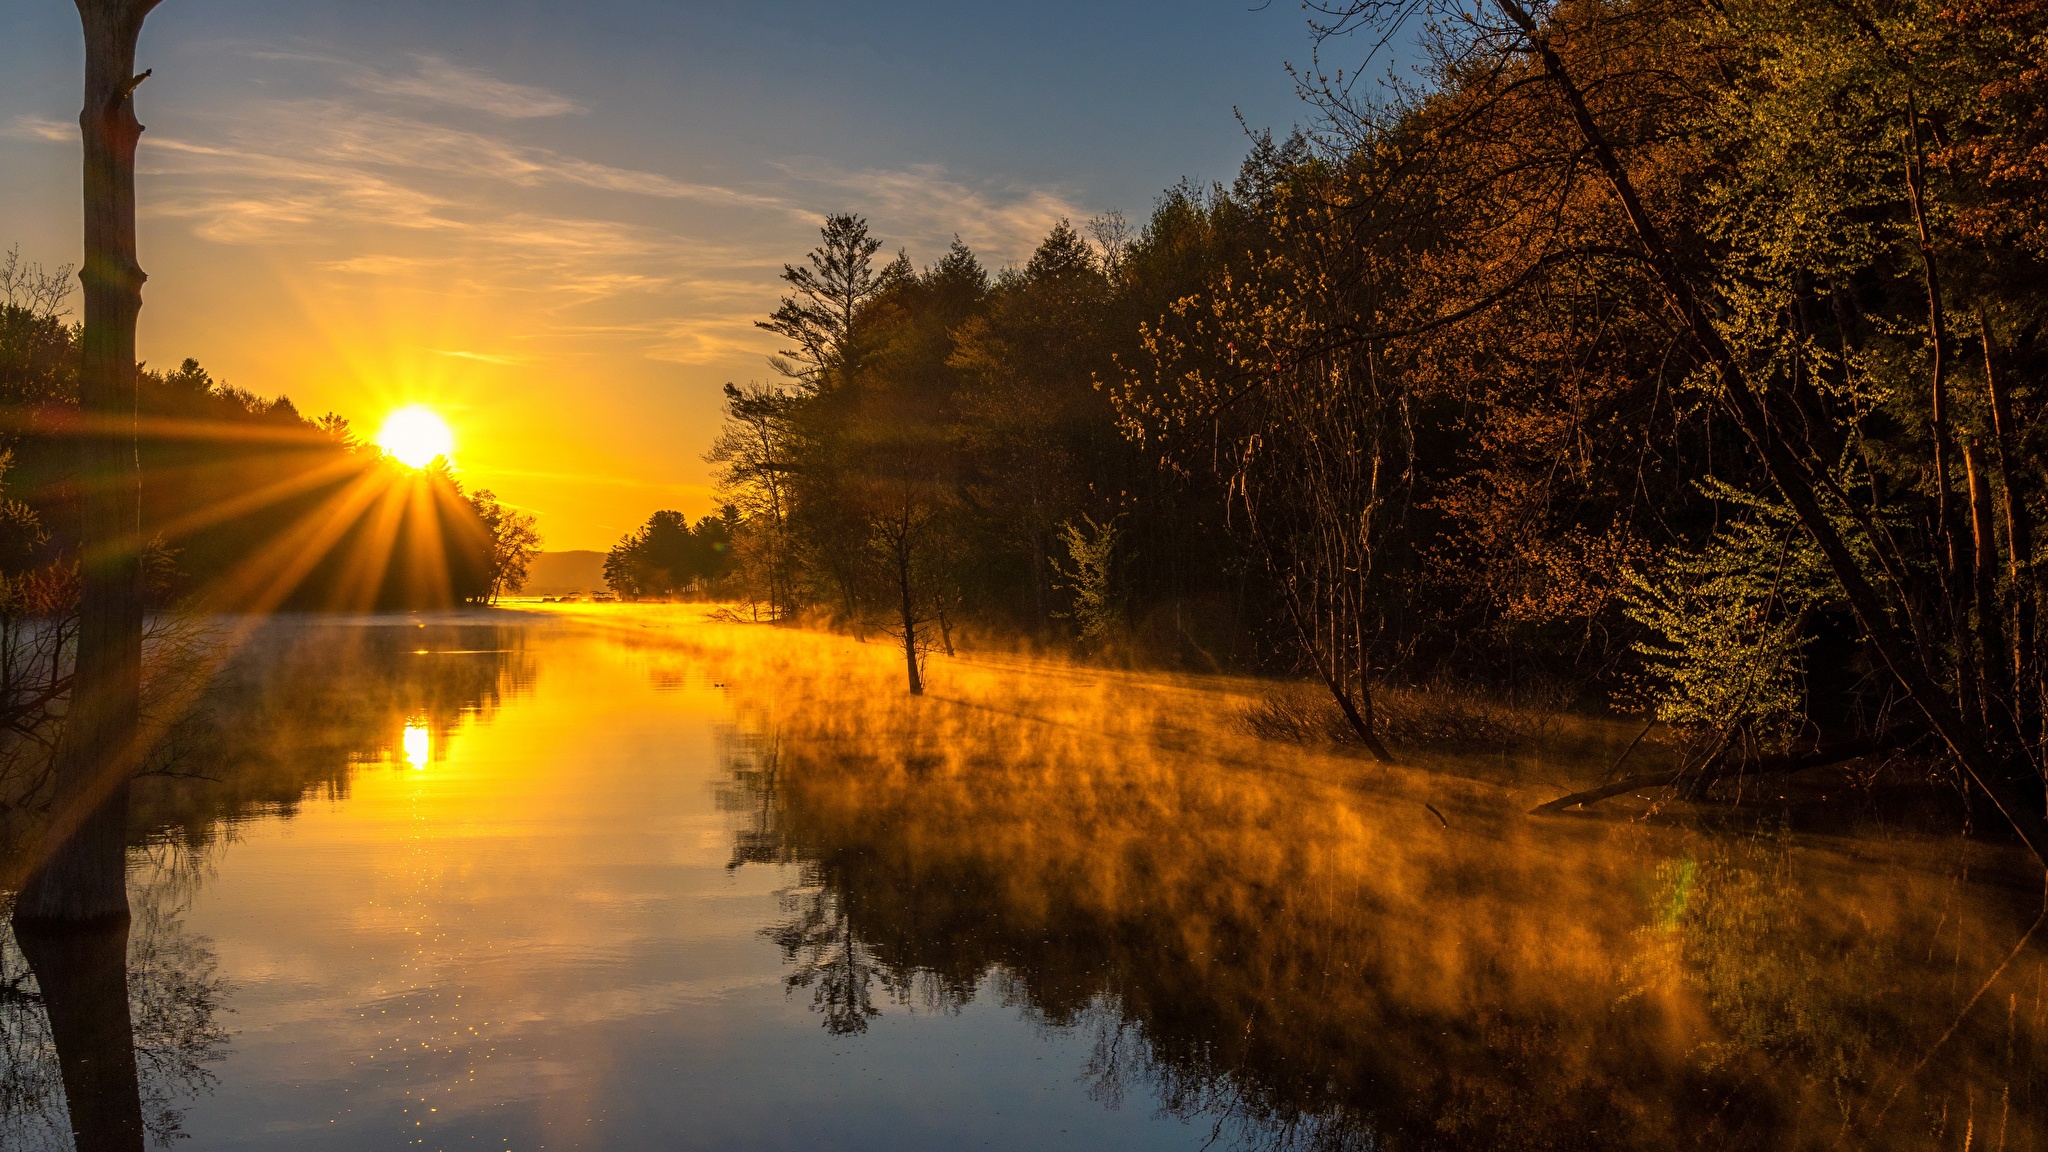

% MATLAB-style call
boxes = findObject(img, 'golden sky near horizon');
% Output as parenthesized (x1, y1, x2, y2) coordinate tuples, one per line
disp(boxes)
(0, 3, 1311, 550)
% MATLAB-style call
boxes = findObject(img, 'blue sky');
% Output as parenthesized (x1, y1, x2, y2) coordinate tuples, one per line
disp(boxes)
(0, 1, 1331, 548)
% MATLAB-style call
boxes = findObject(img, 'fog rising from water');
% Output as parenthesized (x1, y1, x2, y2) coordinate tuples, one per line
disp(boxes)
(4, 607, 2043, 1150)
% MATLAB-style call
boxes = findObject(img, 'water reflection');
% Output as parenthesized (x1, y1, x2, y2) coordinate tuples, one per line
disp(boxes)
(402, 721, 431, 770)
(2, 863, 229, 1151)
(3, 615, 530, 1150)
(707, 634, 2048, 1151)
(4, 613, 2044, 1149)
(130, 616, 532, 846)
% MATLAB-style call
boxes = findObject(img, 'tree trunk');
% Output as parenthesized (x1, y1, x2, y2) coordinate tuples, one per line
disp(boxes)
(13, 918, 146, 1152)
(1983, 315, 2038, 742)
(1904, 100, 1982, 724)
(14, 0, 160, 926)
(1966, 439, 2013, 730)
(1904, 102, 1961, 586)
(1494, 0, 2048, 863)
(898, 544, 922, 696)
(1029, 527, 1050, 632)
(1278, 574, 1393, 761)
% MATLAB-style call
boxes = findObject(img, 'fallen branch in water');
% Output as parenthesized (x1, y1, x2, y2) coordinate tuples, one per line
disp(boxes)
(1601, 716, 1658, 782)
(1870, 880, 2048, 1128)
(1528, 730, 1920, 814)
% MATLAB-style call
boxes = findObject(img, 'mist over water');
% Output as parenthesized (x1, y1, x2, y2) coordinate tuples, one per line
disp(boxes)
(5, 607, 2044, 1150)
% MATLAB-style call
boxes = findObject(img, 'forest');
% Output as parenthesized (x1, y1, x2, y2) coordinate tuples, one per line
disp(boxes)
(4, 0, 2048, 1144)
(698, 0, 2048, 825)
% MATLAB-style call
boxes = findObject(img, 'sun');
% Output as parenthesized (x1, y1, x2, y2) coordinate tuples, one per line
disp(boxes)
(376, 405, 455, 469)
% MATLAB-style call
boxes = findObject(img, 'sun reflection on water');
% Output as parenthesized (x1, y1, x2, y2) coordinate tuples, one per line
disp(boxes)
(402, 720, 431, 769)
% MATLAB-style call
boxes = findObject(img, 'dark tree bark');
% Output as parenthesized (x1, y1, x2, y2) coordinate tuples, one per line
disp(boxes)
(1904, 101, 1987, 726)
(13, 0, 162, 925)
(1982, 316, 2038, 740)
(14, 919, 146, 1152)
(1966, 439, 2013, 729)
(897, 539, 923, 696)
(1277, 573, 1393, 762)
(901, 561, 925, 696)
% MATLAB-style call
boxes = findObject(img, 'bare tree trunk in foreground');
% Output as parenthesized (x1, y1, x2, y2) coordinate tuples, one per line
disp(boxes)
(13, 0, 162, 925)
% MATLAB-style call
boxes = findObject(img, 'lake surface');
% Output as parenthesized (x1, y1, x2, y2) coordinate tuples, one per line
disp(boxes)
(5, 607, 2047, 1150)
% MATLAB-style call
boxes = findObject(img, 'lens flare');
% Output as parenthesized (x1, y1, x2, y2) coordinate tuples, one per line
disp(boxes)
(376, 406, 454, 469)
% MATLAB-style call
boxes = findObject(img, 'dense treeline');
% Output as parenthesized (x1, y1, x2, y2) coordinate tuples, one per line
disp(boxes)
(708, 216, 1251, 686)
(710, 0, 2048, 823)
(0, 249, 538, 611)
(603, 508, 734, 600)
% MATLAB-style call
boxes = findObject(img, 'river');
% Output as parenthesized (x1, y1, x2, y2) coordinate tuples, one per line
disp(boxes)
(3, 607, 2043, 1150)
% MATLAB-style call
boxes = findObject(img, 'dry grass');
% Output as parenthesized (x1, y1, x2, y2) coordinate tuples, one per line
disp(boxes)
(1240, 678, 1562, 755)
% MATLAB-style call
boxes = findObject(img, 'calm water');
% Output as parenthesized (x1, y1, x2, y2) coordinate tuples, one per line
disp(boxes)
(5, 608, 2047, 1150)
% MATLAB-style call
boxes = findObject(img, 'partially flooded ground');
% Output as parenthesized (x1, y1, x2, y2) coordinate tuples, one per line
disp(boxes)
(4, 606, 2043, 1150)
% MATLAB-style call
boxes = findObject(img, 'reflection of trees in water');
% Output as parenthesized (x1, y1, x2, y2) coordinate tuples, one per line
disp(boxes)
(135, 618, 534, 845)
(720, 720, 2048, 1151)
(0, 613, 221, 865)
(0, 929, 64, 1147)
(1, 617, 529, 1149)
(0, 852, 229, 1150)
(2, 617, 534, 863)
(722, 732, 880, 1035)
(721, 731, 1386, 1149)
(1617, 835, 2046, 1147)
(766, 883, 882, 1036)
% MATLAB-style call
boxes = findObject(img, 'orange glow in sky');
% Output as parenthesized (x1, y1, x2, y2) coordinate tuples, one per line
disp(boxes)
(0, 7, 1311, 548)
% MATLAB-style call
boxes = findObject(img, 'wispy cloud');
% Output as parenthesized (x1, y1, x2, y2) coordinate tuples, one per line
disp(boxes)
(178, 102, 795, 214)
(352, 55, 586, 119)
(126, 105, 790, 279)
(433, 349, 531, 366)
(8, 48, 1097, 378)
(779, 159, 1092, 267)
(645, 313, 779, 366)
(3, 115, 75, 144)
(321, 254, 444, 275)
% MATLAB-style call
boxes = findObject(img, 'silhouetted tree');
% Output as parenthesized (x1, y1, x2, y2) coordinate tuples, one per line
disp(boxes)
(707, 384, 798, 618)
(603, 510, 732, 600)
(756, 213, 904, 389)
(14, 0, 167, 935)
(466, 489, 540, 604)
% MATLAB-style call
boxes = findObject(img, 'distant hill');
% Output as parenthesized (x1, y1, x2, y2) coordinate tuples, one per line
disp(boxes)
(523, 550, 608, 596)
